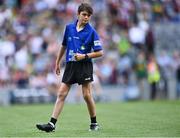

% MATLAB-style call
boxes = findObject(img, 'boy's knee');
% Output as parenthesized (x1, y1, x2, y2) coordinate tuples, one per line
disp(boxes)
(83, 92, 91, 100)
(57, 92, 67, 101)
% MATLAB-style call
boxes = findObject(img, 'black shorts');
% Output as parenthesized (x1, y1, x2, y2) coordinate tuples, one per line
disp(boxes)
(62, 61, 93, 85)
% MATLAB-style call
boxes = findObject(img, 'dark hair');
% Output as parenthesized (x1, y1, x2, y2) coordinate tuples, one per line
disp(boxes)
(78, 3, 93, 15)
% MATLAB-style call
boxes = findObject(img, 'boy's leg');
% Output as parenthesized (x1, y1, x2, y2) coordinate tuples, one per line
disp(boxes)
(82, 82, 96, 117)
(82, 82, 100, 131)
(36, 83, 71, 132)
(51, 83, 71, 119)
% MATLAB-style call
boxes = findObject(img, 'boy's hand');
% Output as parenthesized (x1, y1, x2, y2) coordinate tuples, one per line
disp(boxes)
(74, 53, 85, 61)
(55, 64, 60, 75)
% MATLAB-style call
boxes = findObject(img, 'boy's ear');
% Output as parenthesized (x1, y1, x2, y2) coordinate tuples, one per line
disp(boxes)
(77, 13, 80, 18)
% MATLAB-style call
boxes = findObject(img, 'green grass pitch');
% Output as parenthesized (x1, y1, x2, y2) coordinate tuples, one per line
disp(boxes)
(0, 100, 180, 137)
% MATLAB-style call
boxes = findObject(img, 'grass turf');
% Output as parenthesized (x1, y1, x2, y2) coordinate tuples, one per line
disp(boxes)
(0, 100, 180, 137)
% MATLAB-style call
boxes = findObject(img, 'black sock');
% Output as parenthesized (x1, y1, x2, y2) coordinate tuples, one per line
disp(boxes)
(91, 116, 97, 124)
(50, 117, 57, 125)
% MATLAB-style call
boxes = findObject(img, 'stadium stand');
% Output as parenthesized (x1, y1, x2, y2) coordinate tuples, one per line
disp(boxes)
(0, 0, 180, 104)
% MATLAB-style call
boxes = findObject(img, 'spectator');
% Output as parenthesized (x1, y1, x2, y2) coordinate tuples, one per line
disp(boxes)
(134, 51, 147, 99)
(176, 64, 180, 98)
(147, 54, 161, 100)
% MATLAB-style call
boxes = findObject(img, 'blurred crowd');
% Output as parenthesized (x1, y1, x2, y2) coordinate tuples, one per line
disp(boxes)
(0, 0, 180, 99)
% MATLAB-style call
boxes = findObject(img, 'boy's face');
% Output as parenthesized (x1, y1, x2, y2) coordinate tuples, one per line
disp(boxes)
(78, 11, 91, 25)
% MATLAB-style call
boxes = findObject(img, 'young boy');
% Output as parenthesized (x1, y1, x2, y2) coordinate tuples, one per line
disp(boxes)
(36, 3, 103, 132)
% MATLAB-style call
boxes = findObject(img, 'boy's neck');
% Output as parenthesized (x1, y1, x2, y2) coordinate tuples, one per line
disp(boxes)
(76, 21, 86, 32)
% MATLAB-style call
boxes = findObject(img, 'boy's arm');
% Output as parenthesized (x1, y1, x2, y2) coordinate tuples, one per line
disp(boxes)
(74, 50, 103, 61)
(55, 46, 66, 75)
(86, 50, 103, 59)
